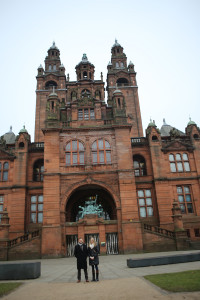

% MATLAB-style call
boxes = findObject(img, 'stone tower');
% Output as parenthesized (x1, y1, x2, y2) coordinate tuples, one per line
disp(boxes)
(107, 40, 143, 137)
(34, 42, 66, 142)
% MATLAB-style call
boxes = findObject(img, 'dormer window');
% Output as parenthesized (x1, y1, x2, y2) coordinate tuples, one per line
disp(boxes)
(52, 51, 54, 55)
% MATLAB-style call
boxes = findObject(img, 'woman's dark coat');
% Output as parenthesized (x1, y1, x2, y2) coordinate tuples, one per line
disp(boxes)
(88, 245, 99, 265)
(74, 244, 88, 270)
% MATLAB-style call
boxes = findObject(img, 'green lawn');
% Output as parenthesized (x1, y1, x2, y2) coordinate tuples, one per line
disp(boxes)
(0, 283, 22, 297)
(144, 270, 200, 292)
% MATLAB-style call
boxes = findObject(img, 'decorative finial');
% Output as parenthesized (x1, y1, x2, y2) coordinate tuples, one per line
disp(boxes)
(9, 126, 12, 132)
(82, 53, 88, 61)
(115, 38, 118, 44)
(101, 72, 103, 81)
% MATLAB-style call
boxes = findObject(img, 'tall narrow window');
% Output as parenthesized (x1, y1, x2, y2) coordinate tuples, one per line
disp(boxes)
(66, 140, 85, 166)
(0, 196, 4, 222)
(30, 195, 43, 223)
(3, 163, 9, 181)
(33, 159, 44, 182)
(84, 109, 89, 120)
(92, 139, 111, 164)
(137, 189, 153, 218)
(177, 186, 194, 214)
(169, 153, 190, 172)
(133, 155, 147, 176)
(78, 109, 83, 120)
(90, 109, 95, 119)
(53, 64, 56, 71)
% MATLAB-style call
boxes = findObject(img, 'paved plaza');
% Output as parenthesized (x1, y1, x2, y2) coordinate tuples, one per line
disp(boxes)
(1, 250, 200, 299)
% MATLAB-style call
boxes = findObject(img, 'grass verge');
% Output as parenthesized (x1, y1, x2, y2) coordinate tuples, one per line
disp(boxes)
(144, 270, 200, 292)
(0, 283, 23, 297)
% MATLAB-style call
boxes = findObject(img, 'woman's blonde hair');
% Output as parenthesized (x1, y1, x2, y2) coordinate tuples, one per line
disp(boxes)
(89, 237, 97, 246)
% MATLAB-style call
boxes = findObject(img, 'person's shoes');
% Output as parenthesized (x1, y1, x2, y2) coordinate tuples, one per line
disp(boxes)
(77, 280, 81, 283)
(86, 280, 89, 282)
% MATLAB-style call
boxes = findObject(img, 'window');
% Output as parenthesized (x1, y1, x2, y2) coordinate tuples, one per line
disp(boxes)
(30, 195, 43, 223)
(0, 162, 9, 182)
(177, 186, 193, 214)
(92, 139, 111, 164)
(53, 64, 56, 71)
(49, 65, 52, 71)
(169, 153, 190, 173)
(194, 229, 200, 237)
(66, 140, 85, 166)
(0, 196, 4, 223)
(133, 155, 147, 176)
(83, 71, 87, 78)
(78, 108, 95, 120)
(116, 62, 119, 68)
(19, 142, 24, 148)
(33, 159, 44, 182)
(137, 189, 153, 218)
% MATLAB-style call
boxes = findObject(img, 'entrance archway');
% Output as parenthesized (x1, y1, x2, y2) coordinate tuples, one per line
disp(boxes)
(65, 184, 119, 256)
(65, 184, 117, 222)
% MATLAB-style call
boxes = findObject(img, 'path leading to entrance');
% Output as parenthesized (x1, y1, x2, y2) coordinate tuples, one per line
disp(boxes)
(1, 250, 200, 299)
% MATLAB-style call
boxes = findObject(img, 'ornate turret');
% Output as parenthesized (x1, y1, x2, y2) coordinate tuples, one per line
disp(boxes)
(45, 41, 61, 73)
(75, 54, 95, 81)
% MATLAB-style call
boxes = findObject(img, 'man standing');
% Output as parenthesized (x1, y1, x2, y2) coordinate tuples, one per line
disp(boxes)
(74, 238, 89, 283)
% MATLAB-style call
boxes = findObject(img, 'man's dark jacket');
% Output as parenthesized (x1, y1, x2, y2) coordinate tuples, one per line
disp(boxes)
(74, 243, 88, 269)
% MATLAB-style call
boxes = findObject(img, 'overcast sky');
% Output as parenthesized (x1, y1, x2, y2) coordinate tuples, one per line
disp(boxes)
(1, 0, 199, 140)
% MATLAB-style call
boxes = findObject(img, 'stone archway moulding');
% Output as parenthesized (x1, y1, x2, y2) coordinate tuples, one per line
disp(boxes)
(61, 178, 121, 212)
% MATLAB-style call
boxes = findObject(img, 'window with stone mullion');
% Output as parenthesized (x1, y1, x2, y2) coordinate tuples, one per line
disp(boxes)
(177, 185, 194, 214)
(137, 189, 154, 218)
(92, 139, 111, 165)
(169, 153, 190, 173)
(66, 140, 85, 166)
(30, 195, 43, 224)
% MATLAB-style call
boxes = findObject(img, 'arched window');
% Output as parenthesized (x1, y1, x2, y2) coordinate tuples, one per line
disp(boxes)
(66, 140, 85, 166)
(45, 80, 57, 90)
(133, 155, 147, 176)
(33, 159, 44, 182)
(19, 142, 24, 148)
(169, 153, 190, 173)
(92, 139, 111, 164)
(152, 135, 158, 141)
(83, 71, 87, 78)
(116, 78, 129, 86)
(116, 62, 119, 68)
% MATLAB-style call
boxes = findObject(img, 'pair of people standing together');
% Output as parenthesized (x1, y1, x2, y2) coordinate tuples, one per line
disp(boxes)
(74, 237, 99, 283)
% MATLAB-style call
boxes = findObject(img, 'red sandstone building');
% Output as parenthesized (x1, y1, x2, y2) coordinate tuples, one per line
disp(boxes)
(0, 41, 200, 260)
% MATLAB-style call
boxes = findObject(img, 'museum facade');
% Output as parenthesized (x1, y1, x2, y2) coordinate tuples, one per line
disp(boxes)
(0, 41, 200, 259)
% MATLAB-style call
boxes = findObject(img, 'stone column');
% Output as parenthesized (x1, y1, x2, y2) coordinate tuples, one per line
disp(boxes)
(172, 201, 189, 250)
(0, 209, 10, 260)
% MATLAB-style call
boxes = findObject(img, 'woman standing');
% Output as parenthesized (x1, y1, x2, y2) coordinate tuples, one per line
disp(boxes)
(88, 237, 100, 282)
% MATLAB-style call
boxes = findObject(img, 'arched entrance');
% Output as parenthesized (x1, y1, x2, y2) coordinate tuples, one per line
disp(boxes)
(65, 184, 119, 256)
